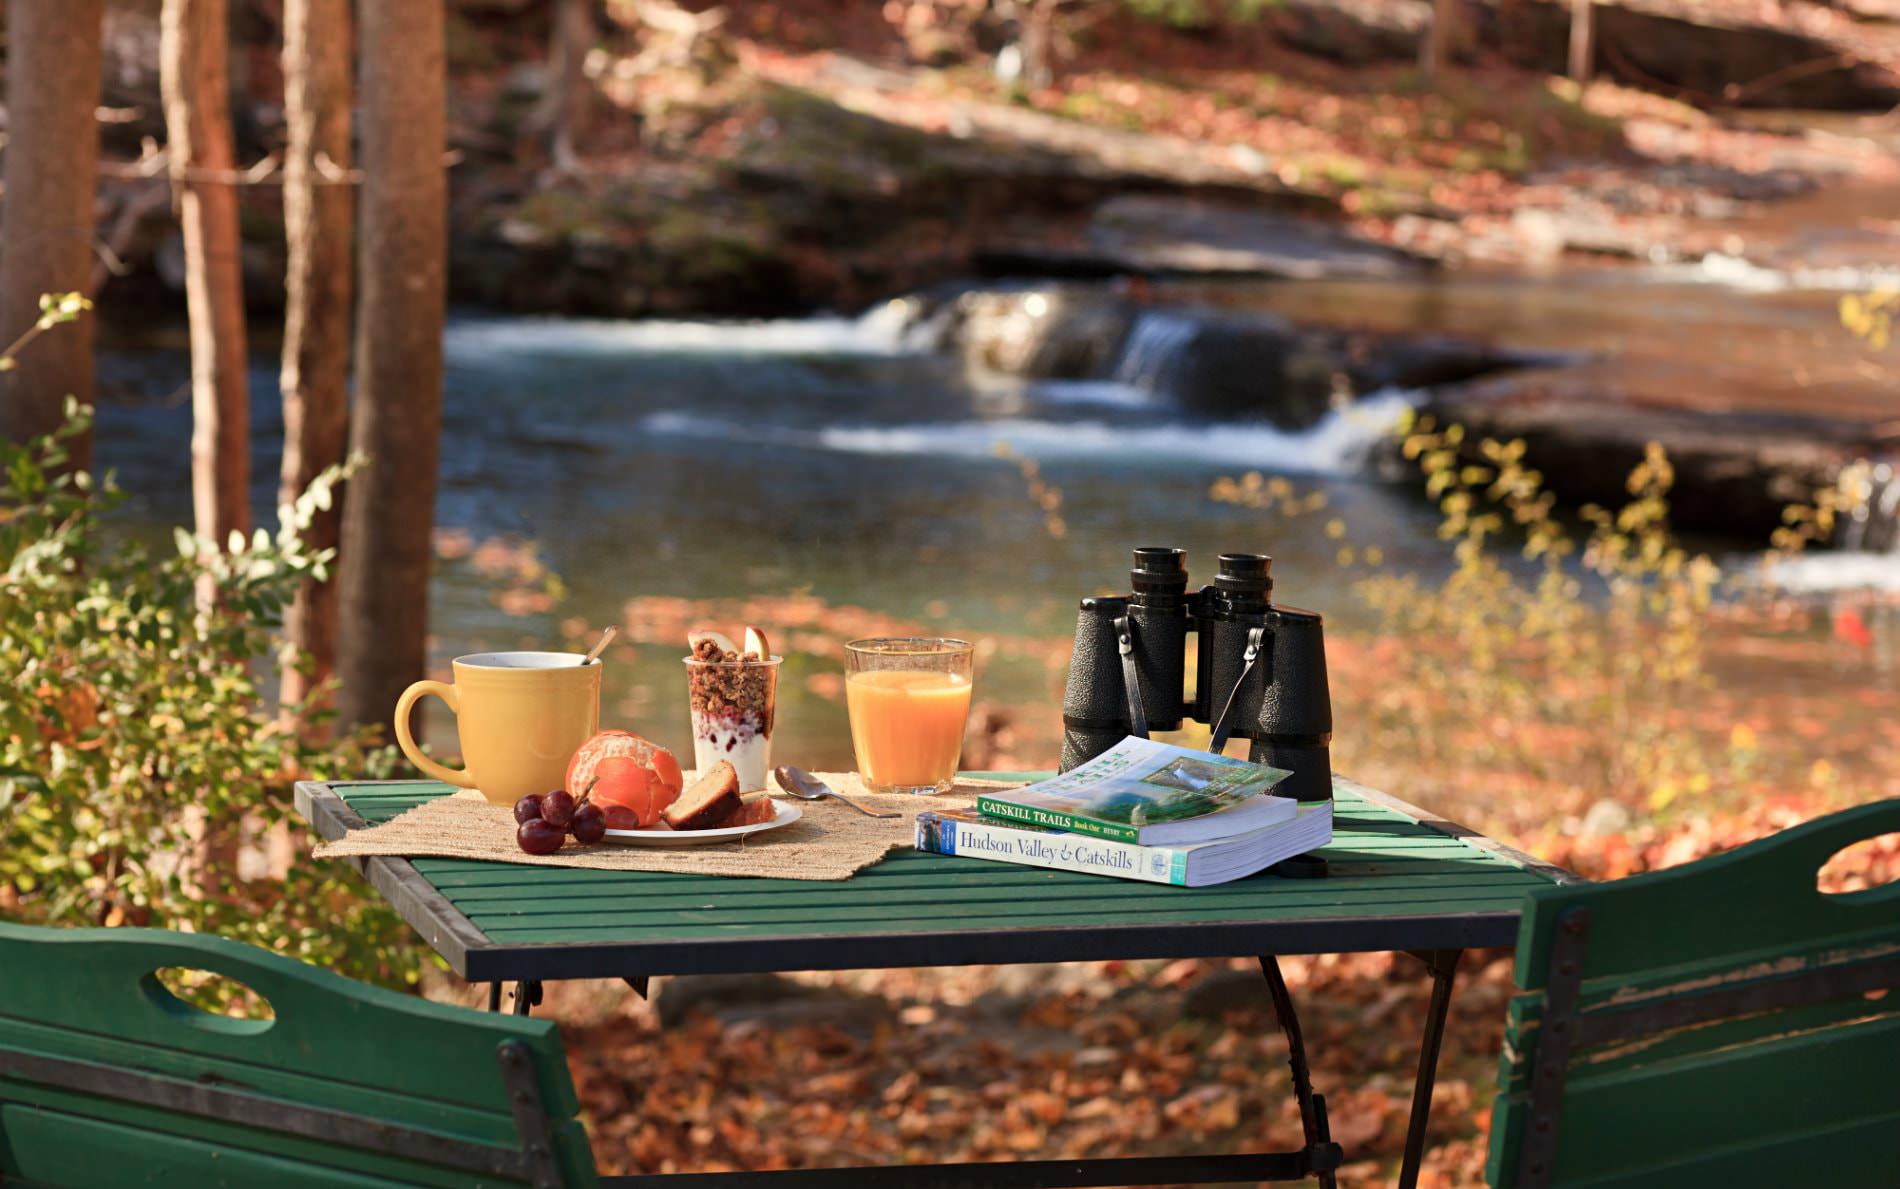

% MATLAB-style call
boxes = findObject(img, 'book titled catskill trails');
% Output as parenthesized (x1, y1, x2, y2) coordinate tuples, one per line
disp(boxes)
(974, 737, 1294, 845)
(916, 802, 1332, 887)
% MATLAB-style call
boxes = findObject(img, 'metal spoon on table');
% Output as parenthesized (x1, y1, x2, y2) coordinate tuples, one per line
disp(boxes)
(774, 766, 901, 818)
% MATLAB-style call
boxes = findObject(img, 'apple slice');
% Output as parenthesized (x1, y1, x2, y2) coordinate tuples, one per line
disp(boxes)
(743, 625, 772, 661)
(687, 628, 739, 658)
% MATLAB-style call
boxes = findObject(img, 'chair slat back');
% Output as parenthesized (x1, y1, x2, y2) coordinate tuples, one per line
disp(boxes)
(1488, 800, 1900, 1189)
(0, 923, 598, 1188)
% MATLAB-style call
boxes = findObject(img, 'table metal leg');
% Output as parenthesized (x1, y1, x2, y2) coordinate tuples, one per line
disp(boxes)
(487, 981, 503, 1013)
(1397, 949, 1462, 1189)
(1257, 955, 1342, 1189)
(511, 980, 542, 1017)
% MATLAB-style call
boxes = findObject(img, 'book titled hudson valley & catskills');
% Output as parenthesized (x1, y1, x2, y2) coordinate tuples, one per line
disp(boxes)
(916, 738, 1332, 886)
(914, 800, 1331, 887)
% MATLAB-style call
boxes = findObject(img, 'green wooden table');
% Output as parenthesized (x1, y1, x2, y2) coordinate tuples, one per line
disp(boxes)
(296, 774, 1577, 1189)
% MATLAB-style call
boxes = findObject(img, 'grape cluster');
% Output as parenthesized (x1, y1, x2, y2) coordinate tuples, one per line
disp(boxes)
(514, 788, 607, 854)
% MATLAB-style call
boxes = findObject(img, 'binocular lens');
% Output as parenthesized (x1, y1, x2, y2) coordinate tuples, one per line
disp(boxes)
(1130, 546, 1189, 594)
(1215, 552, 1273, 595)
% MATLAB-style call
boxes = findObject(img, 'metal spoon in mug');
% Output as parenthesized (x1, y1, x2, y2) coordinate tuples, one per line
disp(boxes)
(581, 626, 618, 665)
(774, 766, 901, 818)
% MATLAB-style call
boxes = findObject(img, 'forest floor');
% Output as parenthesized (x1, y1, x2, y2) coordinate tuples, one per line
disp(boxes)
(437, 0, 1900, 317)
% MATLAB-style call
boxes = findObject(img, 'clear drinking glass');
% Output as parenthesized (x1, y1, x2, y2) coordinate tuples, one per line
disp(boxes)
(844, 637, 975, 795)
(683, 654, 782, 793)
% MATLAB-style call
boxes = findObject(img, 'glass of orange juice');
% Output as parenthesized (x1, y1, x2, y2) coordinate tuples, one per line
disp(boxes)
(844, 637, 975, 795)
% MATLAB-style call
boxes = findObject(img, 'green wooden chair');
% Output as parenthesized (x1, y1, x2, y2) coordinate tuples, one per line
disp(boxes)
(1488, 799, 1900, 1189)
(0, 922, 597, 1188)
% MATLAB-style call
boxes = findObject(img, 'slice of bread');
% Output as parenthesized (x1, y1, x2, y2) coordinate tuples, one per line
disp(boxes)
(664, 761, 743, 831)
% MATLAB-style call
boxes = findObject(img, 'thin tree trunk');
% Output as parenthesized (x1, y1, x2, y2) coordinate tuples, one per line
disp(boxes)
(279, 0, 354, 717)
(1420, 0, 1457, 82)
(527, 0, 593, 173)
(1569, 0, 1595, 83)
(0, 0, 104, 463)
(1020, 0, 1057, 89)
(337, 0, 447, 734)
(161, 0, 250, 550)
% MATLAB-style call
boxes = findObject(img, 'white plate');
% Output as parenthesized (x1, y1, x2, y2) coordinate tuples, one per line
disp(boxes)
(600, 799, 802, 847)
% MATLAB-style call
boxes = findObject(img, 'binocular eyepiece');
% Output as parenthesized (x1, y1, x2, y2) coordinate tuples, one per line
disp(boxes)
(1060, 547, 1333, 803)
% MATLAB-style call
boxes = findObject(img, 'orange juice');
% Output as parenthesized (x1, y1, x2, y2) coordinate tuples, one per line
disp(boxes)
(846, 669, 973, 790)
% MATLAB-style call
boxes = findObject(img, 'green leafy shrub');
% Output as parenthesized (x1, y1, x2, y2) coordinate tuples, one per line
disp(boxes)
(1, 402, 424, 989)
(1357, 421, 1722, 813)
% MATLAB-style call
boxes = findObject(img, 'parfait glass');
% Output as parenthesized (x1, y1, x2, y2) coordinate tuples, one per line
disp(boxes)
(683, 653, 782, 792)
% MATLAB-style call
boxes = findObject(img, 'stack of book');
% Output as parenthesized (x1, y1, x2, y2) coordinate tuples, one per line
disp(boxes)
(915, 737, 1332, 887)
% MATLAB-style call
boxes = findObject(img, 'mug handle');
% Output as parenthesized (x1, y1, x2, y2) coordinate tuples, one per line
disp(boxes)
(393, 680, 475, 788)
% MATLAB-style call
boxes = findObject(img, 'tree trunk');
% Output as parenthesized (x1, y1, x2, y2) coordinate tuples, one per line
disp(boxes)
(278, 0, 354, 716)
(1020, 0, 1056, 89)
(1569, 0, 1595, 83)
(527, 0, 593, 172)
(337, 0, 447, 735)
(0, 0, 104, 463)
(161, 0, 250, 549)
(1420, 0, 1458, 82)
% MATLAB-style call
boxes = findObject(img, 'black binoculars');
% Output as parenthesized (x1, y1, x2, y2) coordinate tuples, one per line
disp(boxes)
(1059, 547, 1334, 803)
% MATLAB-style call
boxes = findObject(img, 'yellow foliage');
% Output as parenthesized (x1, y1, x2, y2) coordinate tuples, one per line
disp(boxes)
(1840, 289, 1898, 350)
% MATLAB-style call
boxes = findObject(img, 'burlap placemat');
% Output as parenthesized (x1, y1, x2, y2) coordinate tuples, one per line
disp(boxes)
(312, 772, 1027, 881)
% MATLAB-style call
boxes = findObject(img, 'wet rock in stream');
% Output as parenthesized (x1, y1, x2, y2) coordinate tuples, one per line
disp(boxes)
(935, 283, 1549, 428)
(984, 196, 1425, 282)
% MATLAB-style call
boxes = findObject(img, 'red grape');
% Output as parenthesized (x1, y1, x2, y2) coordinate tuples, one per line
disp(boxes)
(570, 803, 607, 845)
(599, 803, 641, 830)
(516, 819, 566, 855)
(513, 794, 544, 825)
(541, 789, 577, 829)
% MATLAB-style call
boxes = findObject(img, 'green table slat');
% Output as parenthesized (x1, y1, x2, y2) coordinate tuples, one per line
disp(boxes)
(444, 873, 1547, 919)
(441, 870, 1535, 909)
(451, 887, 1548, 935)
(474, 897, 1535, 943)
(419, 862, 1521, 901)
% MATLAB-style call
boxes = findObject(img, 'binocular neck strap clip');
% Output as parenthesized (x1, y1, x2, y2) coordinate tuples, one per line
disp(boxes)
(1113, 614, 1149, 740)
(1207, 626, 1268, 754)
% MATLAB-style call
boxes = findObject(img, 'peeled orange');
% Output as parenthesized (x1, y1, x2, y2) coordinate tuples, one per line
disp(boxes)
(567, 730, 683, 829)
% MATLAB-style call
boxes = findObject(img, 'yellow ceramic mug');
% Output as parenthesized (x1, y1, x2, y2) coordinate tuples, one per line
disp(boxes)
(394, 651, 601, 806)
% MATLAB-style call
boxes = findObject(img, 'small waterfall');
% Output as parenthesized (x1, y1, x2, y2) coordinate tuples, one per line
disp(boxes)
(1839, 461, 1900, 554)
(1106, 308, 1336, 427)
(856, 295, 959, 354)
(1110, 310, 1202, 395)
